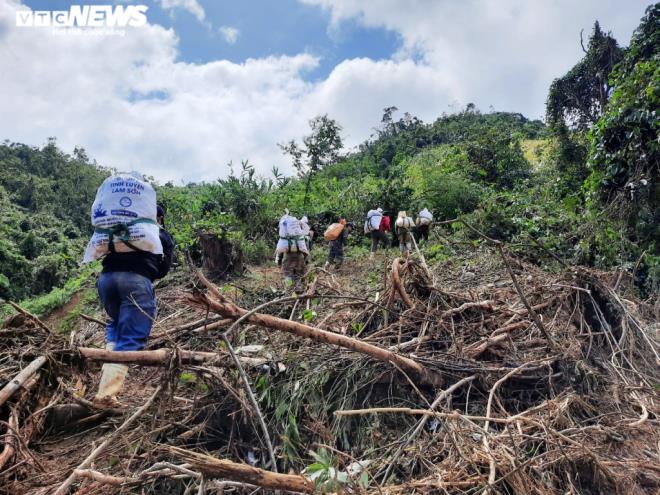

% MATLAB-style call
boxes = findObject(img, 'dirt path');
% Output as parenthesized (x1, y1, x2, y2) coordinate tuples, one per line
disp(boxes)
(44, 290, 84, 329)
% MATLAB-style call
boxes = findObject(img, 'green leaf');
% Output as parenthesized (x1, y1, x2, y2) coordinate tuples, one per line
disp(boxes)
(302, 309, 317, 322)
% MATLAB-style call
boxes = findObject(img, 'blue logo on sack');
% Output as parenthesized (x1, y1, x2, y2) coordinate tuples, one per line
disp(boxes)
(119, 196, 132, 207)
(93, 204, 107, 219)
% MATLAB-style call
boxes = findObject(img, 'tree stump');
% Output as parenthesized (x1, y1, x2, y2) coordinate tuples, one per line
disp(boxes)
(198, 232, 244, 279)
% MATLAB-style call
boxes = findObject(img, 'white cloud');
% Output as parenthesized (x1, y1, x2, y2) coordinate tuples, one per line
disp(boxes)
(219, 25, 240, 44)
(0, 1, 318, 182)
(0, 0, 651, 182)
(159, 0, 205, 23)
(302, 0, 649, 119)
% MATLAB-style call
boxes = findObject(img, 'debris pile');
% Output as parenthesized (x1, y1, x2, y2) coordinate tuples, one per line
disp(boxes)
(0, 247, 658, 494)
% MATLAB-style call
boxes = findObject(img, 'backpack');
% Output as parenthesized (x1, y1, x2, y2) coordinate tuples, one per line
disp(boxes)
(324, 223, 345, 241)
(83, 173, 162, 263)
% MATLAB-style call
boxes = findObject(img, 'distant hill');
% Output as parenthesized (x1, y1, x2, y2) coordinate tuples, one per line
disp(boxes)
(0, 140, 109, 300)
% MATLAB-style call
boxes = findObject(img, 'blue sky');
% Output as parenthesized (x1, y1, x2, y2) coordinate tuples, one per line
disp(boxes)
(22, 0, 401, 80)
(3, 0, 652, 181)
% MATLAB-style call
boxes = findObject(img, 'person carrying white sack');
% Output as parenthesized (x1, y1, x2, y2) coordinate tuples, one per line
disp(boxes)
(364, 207, 389, 259)
(415, 207, 434, 245)
(395, 211, 415, 255)
(82, 172, 174, 409)
(275, 211, 309, 289)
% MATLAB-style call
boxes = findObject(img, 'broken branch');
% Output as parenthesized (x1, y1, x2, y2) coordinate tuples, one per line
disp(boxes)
(167, 446, 315, 493)
(77, 347, 266, 368)
(184, 292, 442, 386)
(0, 356, 47, 408)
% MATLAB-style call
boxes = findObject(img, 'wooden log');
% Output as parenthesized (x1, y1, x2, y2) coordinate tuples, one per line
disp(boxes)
(192, 318, 234, 334)
(150, 317, 232, 339)
(465, 333, 509, 358)
(168, 446, 315, 493)
(391, 258, 415, 309)
(0, 356, 47, 407)
(184, 291, 443, 386)
(78, 348, 267, 368)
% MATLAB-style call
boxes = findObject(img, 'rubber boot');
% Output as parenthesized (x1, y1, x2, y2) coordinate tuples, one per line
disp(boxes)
(93, 363, 128, 409)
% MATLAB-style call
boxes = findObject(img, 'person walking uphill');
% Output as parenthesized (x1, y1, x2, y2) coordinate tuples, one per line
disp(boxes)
(415, 208, 433, 245)
(324, 218, 352, 269)
(82, 172, 174, 409)
(395, 211, 415, 256)
(365, 207, 389, 259)
(275, 211, 309, 290)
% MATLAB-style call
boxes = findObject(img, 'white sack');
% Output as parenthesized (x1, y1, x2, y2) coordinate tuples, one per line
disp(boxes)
(364, 209, 382, 233)
(83, 173, 162, 262)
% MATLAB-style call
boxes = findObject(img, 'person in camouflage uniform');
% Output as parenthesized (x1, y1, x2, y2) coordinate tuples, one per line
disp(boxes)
(327, 220, 352, 269)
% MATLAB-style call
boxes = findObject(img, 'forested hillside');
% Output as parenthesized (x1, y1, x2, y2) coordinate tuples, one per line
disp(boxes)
(0, 141, 109, 300)
(0, 6, 657, 308)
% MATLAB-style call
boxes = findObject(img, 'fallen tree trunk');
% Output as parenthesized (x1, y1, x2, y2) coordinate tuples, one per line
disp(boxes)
(392, 258, 415, 309)
(168, 446, 315, 493)
(0, 355, 47, 407)
(184, 288, 443, 386)
(78, 348, 266, 368)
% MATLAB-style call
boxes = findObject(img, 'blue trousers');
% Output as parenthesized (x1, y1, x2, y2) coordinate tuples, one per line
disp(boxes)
(97, 272, 156, 351)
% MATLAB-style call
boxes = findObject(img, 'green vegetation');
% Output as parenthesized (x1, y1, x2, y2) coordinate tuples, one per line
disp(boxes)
(587, 4, 659, 261)
(0, 140, 109, 301)
(0, 5, 657, 314)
